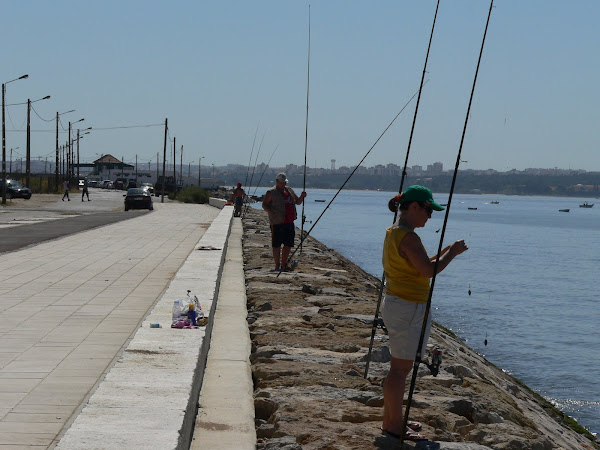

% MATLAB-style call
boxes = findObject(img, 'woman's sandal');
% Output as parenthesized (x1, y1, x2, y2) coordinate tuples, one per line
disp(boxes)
(381, 426, 427, 441)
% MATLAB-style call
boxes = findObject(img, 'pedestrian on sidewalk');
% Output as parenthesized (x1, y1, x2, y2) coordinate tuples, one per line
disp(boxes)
(262, 172, 306, 271)
(62, 180, 70, 201)
(82, 177, 90, 201)
(381, 185, 468, 441)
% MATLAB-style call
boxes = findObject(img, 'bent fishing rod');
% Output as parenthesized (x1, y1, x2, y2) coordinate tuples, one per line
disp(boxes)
(300, 5, 311, 255)
(275, 84, 424, 278)
(400, 1, 494, 445)
(364, 0, 441, 380)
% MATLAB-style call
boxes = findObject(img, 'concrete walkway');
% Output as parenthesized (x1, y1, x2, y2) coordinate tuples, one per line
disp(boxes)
(0, 202, 221, 448)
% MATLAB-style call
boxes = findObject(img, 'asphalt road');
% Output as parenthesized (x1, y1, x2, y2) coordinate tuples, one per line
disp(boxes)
(0, 188, 159, 254)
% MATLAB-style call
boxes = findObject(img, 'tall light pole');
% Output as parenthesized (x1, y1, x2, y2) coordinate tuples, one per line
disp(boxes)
(26, 95, 50, 187)
(56, 110, 74, 191)
(198, 156, 204, 187)
(76, 127, 91, 181)
(68, 118, 84, 182)
(2, 74, 28, 204)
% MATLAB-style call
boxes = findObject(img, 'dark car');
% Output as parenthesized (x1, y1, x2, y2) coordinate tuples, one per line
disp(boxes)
(126, 180, 137, 189)
(124, 188, 153, 211)
(0, 179, 32, 199)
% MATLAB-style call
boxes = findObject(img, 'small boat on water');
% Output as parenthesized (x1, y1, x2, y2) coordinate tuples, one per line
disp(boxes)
(559, 209, 570, 212)
(579, 202, 594, 208)
(490, 201, 500, 204)
(314, 199, 326, 203)
(468, 207, 478, 210)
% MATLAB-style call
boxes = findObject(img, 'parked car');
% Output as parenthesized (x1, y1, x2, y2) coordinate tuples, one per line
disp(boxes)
(0, 179, 32, 199)
(105, 181, 115, 190)
(124, 188, 153, 211)
(101, 180, 112, 189)
(140, 182, 154, 195)
(126, 180, 137, 189)
(88, 180, 99, 188)
(113, 180, 124, 190)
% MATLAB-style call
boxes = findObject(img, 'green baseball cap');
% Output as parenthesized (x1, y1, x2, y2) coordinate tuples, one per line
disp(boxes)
(400, 185, 444, 211)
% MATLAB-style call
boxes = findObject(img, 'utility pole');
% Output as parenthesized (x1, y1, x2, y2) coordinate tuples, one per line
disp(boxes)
(156, 152, 159, 182)
(26, 99, 31, 187)
(76, 129, 80, 182)
(173, 137, 176, 189)
(55, 113, 59, 190)
(135, 154, 138, 183)
(161, 118, 167, 203)
(180, 144, 183, 186)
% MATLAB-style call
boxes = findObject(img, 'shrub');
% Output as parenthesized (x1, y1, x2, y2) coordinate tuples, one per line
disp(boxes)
(174, 186, 209, 204)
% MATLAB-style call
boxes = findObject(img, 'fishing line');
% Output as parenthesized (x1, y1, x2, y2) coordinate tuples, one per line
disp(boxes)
(364, 0, 441, 379)
(300, 4, 311, 255)
(401, 2, 495, 444)
(275, 83, 424, 278)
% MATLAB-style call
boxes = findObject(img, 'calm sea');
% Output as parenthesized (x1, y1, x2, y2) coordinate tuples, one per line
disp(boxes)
(252, 187, 600, 434)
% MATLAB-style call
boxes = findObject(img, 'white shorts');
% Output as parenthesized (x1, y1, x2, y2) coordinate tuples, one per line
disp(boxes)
(380, 293, 432, 361)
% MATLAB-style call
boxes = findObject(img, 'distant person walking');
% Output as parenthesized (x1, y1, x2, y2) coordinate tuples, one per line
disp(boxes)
(262, 172, 306, 271)
(82, 178, 90, 201)
(230, 182, 245, 217)
(62, 180, 70, 201)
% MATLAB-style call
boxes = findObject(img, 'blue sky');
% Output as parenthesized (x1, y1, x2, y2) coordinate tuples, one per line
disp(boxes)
(2, 1, 599, 172)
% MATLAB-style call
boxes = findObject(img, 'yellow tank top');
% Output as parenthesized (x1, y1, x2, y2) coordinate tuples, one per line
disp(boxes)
(382, 226, 430, 303)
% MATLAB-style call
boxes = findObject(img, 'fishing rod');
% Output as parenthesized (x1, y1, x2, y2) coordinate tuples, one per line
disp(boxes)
(243, 132, 266, 217)
(300, 5, 311, 255)
(244, 123, 260, 189)
(275, 84, 424, 278)
(364, 0, 441, 380)
(248, 131, 266, 194)
(400, 1, 494, 445)
(251, 144, 279, 198)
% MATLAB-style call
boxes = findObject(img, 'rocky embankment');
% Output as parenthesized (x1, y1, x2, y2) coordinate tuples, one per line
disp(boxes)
(242, 208, 598, 450)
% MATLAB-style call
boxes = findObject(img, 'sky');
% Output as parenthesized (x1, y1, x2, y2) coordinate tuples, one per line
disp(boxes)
(1, 0, 599, 172)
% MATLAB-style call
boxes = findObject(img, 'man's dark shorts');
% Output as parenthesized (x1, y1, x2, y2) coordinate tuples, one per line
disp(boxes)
(271, 223, 295, 248)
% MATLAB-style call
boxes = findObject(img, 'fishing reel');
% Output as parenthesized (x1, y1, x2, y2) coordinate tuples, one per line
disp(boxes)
(374, 317, 388, 334)
(425, 347, 443, 377)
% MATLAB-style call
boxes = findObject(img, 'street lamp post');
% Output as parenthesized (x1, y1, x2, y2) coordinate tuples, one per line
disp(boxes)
(76, 127, 91, 182)
(55, 110, 74, 191)
(68, 118, 84, 182)
(9, 147, 19, 174)
(2, 74, 28, 204)
(26, 95, 50, 187)
(198, 156, 205, 187)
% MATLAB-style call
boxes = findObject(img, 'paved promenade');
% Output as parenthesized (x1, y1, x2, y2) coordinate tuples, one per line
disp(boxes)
(0, 199, 225, 448)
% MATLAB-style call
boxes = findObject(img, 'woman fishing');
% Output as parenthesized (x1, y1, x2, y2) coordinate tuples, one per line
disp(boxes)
(381, 185, 468, 441)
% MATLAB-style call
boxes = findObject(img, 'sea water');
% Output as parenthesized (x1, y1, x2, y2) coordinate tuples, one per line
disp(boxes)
(252, 188, 600, 433)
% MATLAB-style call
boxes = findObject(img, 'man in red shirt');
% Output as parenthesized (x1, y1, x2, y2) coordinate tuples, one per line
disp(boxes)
(262, 173, 307, 271)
